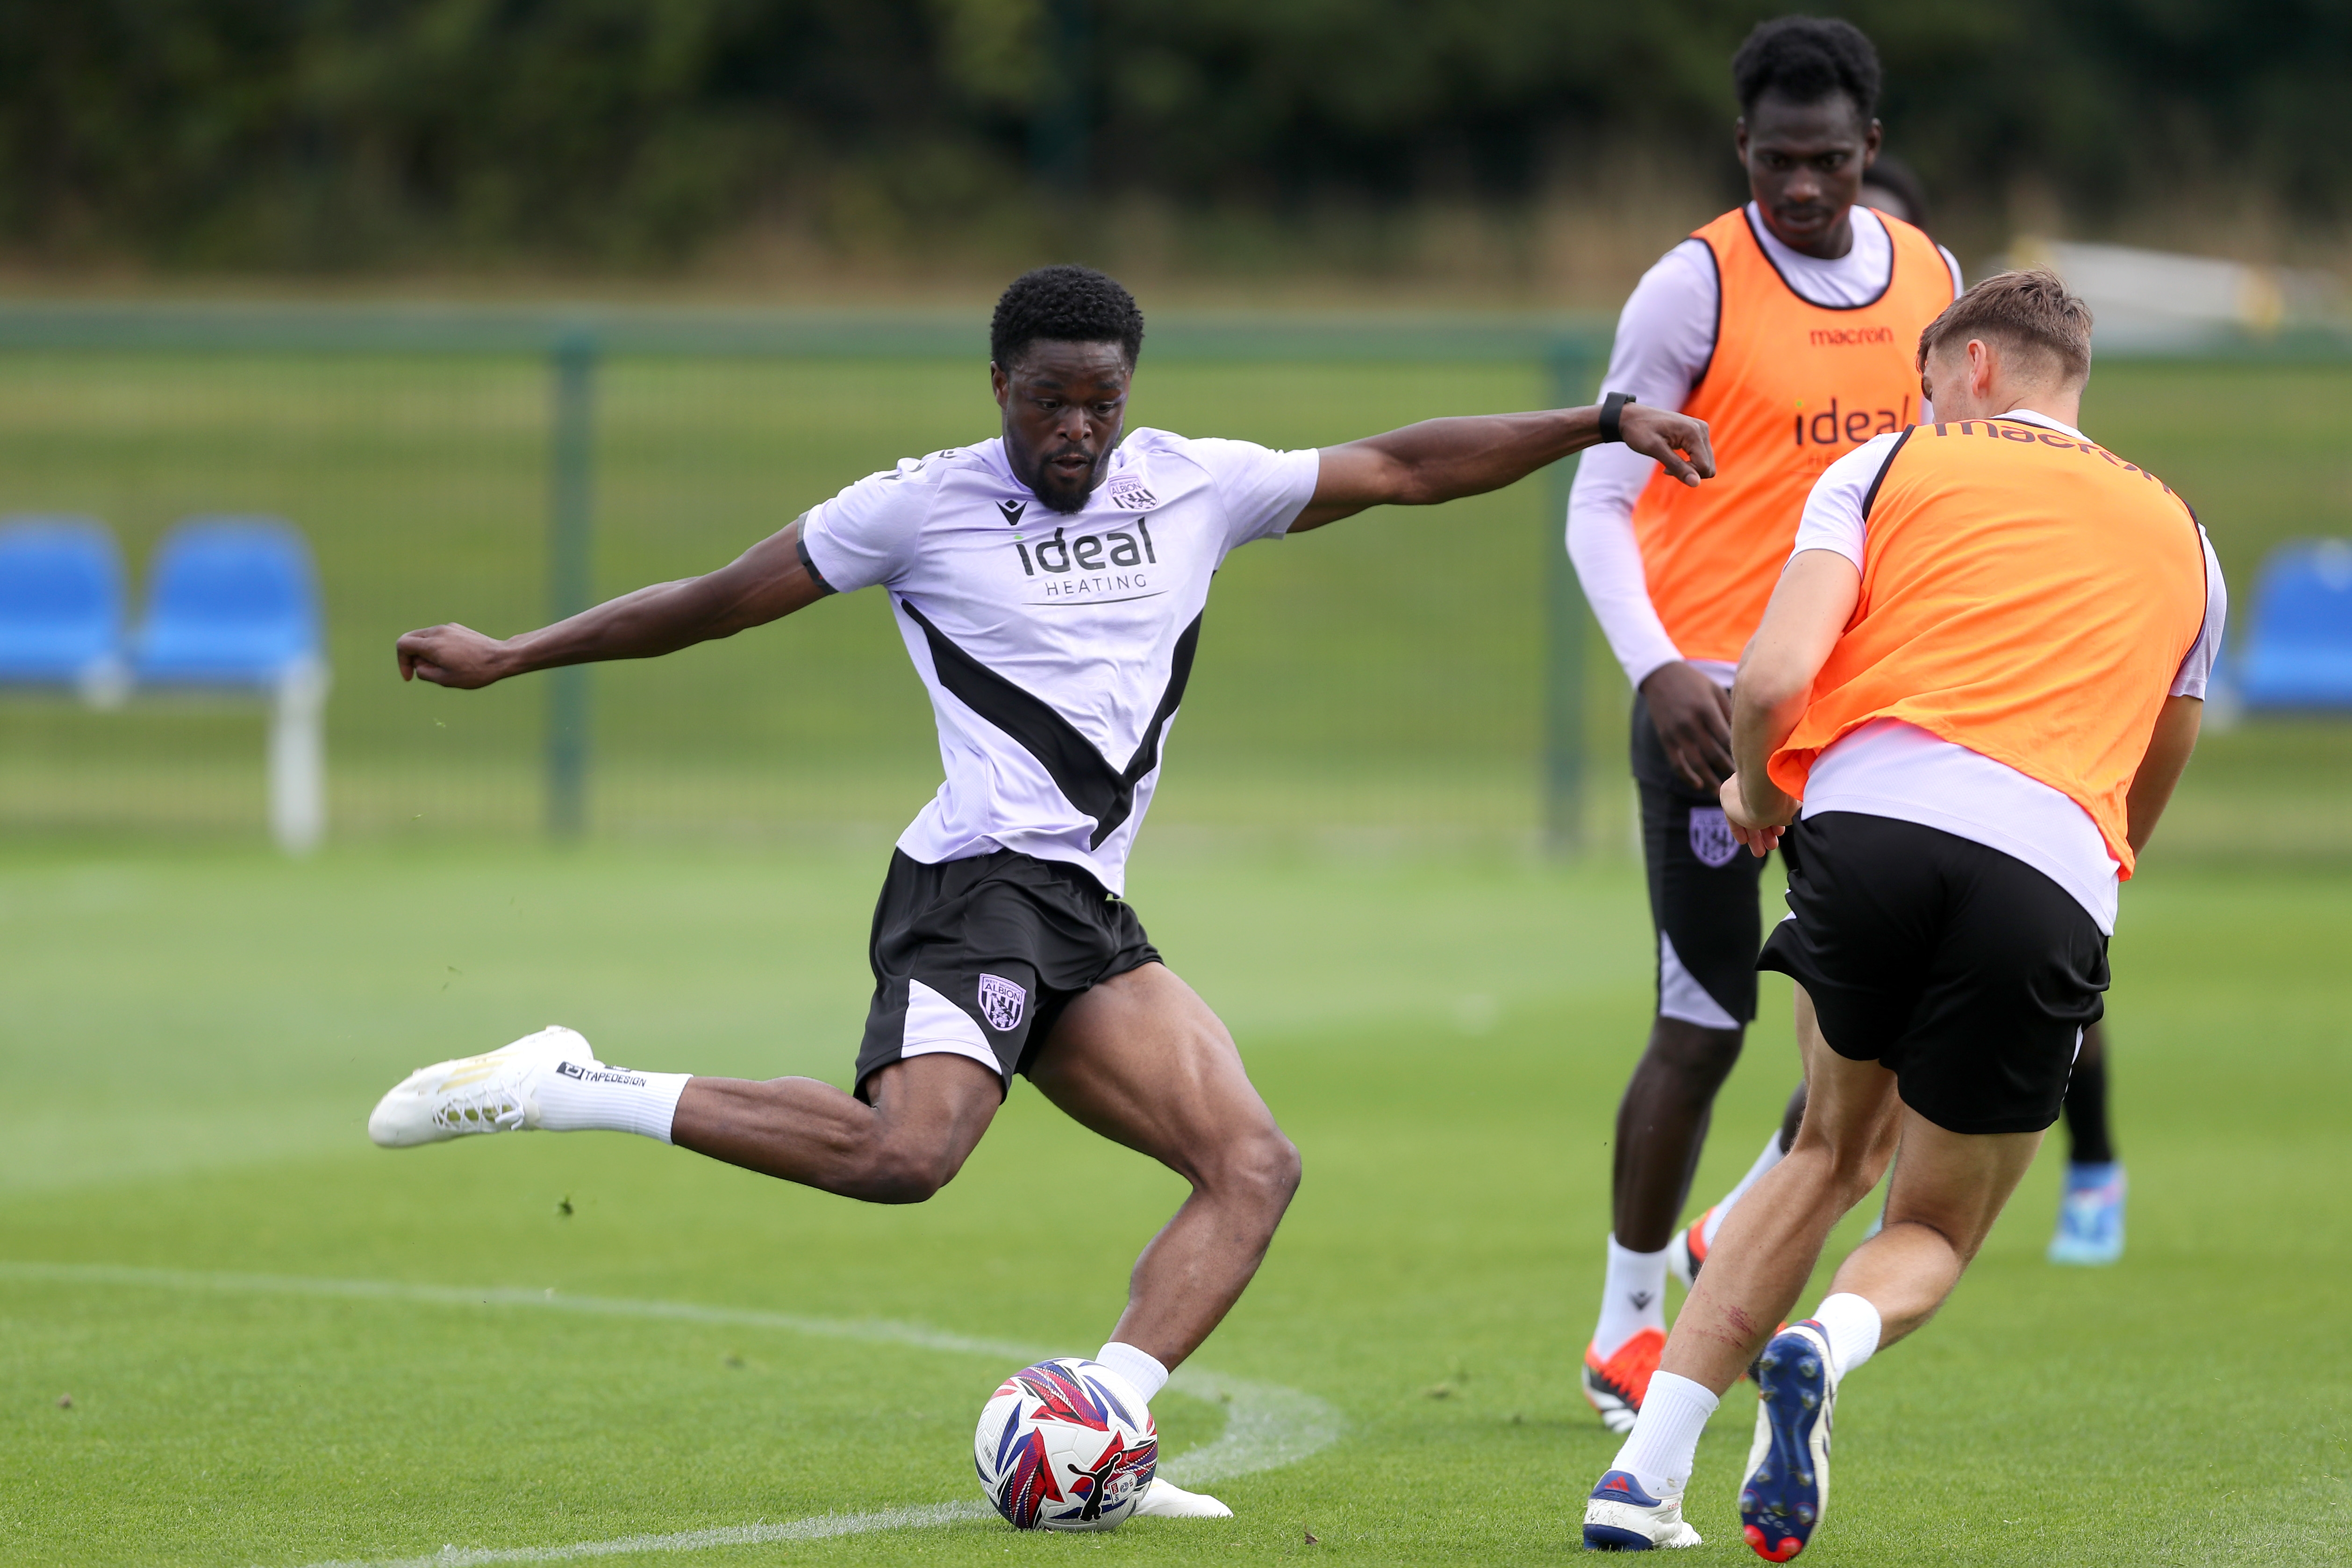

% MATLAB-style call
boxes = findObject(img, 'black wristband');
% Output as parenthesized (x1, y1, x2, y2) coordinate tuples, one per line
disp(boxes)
(1599, 391, 1636, 444)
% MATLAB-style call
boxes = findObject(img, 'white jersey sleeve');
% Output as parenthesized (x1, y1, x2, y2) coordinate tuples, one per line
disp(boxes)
(2171, 529, 2228, 698)
(1164, 435, 1322, 550)
(1789, 431, 1905, 571)
(1566, 238, 1721, 690)
(798, 455, 946, 594)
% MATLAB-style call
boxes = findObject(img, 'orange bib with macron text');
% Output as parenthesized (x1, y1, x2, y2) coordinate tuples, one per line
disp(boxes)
(1768, 417, 2209, 878)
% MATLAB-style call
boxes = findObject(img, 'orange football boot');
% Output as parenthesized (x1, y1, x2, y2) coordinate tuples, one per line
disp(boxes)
(1582, 1326, 1665, 1434)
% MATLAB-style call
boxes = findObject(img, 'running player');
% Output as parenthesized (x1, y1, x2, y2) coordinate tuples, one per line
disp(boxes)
(371, 265, 1713, 1519)
(1858, 149, 2132, 1268)
(1580, 268, 2222, 1556)
(1565, 15, 1960, 1430)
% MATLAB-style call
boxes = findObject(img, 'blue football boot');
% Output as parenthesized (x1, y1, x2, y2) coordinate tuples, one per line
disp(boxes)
(2047, 1161, 2126, 1265)
(1739, 1321, 1837, 1560)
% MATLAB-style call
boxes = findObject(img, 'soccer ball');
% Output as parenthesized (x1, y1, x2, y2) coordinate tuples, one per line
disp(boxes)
(974, 1358, 1158, 1530)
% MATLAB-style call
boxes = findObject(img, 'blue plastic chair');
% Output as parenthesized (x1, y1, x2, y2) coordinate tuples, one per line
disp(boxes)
(0, 516, 125, 690)
(130, 516, 322, 687)
(2236, 539, 2352, 711)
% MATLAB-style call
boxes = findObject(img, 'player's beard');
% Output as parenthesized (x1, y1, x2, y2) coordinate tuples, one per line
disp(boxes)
(1032, 446, 1102, 513)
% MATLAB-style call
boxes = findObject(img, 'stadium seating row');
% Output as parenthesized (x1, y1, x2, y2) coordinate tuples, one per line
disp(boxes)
(2229, 538, 2352, 713)
(0, 515, 329, 853)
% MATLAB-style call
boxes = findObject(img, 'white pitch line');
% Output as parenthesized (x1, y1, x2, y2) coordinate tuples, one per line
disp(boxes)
(0, 1261, 1344, 1564)
(298, 1503, 998, 1568)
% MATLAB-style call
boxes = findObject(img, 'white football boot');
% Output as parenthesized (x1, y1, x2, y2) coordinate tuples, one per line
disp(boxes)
(1079, 1360, 1233, 1520)
(1133, 1477, 1234, 1519)
(367, 1025, 592, 1147)
(1582, 1470, 1703, 1549)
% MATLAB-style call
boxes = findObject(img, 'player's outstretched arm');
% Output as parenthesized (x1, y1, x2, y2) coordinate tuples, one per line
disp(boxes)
(1288, 402, 1712, 533)
(396, 517, 829, 689)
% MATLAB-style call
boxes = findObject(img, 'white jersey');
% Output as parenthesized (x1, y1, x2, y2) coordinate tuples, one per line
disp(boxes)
(800, 428, 1321, 895)
(1789, 406, 2227, 933)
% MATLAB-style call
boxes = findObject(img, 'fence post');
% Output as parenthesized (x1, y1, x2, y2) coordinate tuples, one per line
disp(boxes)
(1543, 335, 1599, 856)
(546, 328, 597, 842)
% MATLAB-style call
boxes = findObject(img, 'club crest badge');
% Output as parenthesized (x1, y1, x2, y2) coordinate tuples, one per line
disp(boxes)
(1688, 807, 1740, 869)
(976, 973, 1027, 1033)
(1104, 474, 1159, 511)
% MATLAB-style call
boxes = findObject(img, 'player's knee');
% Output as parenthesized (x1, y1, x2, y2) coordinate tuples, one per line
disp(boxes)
(1204, 1124, 1300, 1211)
(1642, 1018, 1746, 1088)
(1244, 1128, 1303, 1208)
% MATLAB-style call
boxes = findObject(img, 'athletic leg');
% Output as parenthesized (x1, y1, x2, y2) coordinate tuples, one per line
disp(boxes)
(1656, 988, 1906, 1393)
(1814, 1105, 2043, 1350)
(1591, 990, 2040, 1534)
(671, 1052, 1003, 1203)
(366, 1021, 1005, 1206)
(2063, 1020, 2113, 1163)
(2050, 1019, 2126, 1264)
(1024, 962, 1301, 1371)
(1587, 739, 1766, 1427)
(1615, 1018, 1747, 1248)
(1675, 1078, 1809, 1284)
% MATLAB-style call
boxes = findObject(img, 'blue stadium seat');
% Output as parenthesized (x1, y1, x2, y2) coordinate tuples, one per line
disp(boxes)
(130, 516, 322, 687)
(2236, 539, 2352, 712)
(0, 516, 128, 698)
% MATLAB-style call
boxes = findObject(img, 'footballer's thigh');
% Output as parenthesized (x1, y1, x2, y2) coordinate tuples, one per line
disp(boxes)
(1028, 962, 1301, 1367)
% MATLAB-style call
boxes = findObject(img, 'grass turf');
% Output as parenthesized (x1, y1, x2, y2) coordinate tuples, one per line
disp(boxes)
(0, 838, 2345, 1565)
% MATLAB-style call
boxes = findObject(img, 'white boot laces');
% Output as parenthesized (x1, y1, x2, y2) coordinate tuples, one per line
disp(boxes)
(427, 1056, 534, 1135)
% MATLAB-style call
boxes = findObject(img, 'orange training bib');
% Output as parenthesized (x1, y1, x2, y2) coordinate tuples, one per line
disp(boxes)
(1631, 207, 1955, 664)
(1770, 417, 2209, 876)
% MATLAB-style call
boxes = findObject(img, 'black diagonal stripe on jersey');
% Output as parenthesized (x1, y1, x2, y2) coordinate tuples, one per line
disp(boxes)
(899, 600, 1202, 849)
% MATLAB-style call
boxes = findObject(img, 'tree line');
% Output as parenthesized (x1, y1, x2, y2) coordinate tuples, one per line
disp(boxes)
(0, 0, 2337, 271)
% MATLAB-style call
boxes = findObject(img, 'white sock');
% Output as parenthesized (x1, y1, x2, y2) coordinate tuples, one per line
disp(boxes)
(1809, 1292, 1882, 1376)
(1702, 1131, 1790, 1248)
(1094, 1342, 1169, 1403)
(533, 1062, 692, 1143)
(1609, 1370, 1719, 1497)
(1594, 1234, 1669, 1355)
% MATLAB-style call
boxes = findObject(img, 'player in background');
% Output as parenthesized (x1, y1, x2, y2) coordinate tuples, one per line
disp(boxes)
(1564, 15, 1960, 1431)
(372, 265, 1714, 1521)
(1857, 155, 2130, 1267)
(1580, 269, 2221, 1555)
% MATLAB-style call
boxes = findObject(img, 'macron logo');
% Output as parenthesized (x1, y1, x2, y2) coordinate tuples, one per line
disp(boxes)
(555, 1061, 647, 1088)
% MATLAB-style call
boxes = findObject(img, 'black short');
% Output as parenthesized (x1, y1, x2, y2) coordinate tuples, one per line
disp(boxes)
(853, 848, 1162, 1102)
(1632, 691, 1768, 1027)
(1757, 812, 2109, 1135)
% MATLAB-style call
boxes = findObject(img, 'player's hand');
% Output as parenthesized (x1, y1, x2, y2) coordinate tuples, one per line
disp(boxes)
(396, 623, 510, 689)
(1719, 772, 1792, 857)
(1641, 661, 1735, 792)
(1618, 404, 1715, 487)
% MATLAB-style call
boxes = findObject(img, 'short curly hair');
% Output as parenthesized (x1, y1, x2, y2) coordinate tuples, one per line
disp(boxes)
(1733, 15, 1881, 122)
(990, 265, 1145, 371)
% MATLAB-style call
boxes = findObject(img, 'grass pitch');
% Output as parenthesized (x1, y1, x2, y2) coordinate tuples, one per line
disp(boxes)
(0, 837, 2345, 1565)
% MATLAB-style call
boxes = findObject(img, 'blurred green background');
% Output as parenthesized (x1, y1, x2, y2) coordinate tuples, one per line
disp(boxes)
(0, 342, 2345, 858)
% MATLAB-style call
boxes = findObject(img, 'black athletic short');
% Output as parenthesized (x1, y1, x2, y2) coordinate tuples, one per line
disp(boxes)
(853, 848, 1162, 1102)
(1632, 691, 1768, 1027)
(1757, 812, 2109, 1135)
